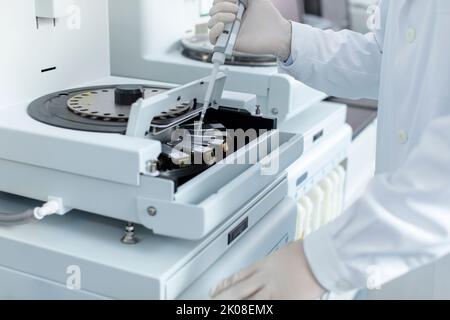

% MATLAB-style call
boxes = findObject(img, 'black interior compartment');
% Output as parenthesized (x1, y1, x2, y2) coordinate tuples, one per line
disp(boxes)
(158, 107, 277, 189)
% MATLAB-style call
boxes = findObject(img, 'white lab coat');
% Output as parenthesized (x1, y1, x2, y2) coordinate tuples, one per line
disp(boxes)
(279, 0, 450, 293)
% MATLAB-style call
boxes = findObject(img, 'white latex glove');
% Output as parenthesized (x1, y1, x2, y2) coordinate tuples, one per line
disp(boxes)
(210, 241, 326, 300)
(208, 0, 293, 61)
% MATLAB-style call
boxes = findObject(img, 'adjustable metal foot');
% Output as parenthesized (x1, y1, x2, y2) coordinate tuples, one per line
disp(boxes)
(121, 222, 139, 245)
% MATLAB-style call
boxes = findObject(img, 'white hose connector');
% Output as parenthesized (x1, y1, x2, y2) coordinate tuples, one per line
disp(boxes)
(33, 200, 61, 220)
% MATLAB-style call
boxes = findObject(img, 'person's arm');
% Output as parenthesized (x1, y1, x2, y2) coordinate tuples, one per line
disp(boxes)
(305, 114, 450, 293)
(209, 0, 388, 100)
(279, 21, 385, 100)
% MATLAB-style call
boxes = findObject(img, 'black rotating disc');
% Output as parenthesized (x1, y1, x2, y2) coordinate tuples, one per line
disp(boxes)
(27, 84, 169, 134)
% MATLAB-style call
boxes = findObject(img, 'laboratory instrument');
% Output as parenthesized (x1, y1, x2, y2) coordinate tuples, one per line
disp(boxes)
(0, 0, 352, 299)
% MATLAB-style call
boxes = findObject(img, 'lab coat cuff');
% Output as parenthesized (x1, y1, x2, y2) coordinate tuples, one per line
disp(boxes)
(303, 225, 355, 294)
(278, 22, 317, 76)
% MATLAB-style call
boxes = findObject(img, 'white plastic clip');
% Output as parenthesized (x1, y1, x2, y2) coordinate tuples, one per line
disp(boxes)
(33, 197, 71, 220)
(34, 200, 60, 220)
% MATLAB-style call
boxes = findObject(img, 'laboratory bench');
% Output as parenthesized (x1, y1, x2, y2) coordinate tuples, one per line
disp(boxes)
(327, 97, 378, 139)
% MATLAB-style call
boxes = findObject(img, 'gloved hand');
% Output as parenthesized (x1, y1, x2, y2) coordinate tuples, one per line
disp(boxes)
(208, 0, 293, 61)
(210, 241, 326, 300)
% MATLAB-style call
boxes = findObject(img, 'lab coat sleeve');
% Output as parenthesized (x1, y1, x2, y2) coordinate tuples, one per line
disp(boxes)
(304, 115, 450, 293)
(278, 2, 387, 100)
